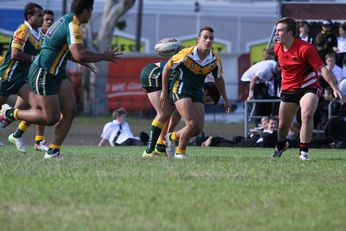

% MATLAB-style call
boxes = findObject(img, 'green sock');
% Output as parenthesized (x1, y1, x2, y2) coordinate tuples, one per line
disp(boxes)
(13, 129, 24, 138)
(48, 148, 60, 155)
(146, 125, 162, 153)
(5, 109, 16, 121)
(155, 143, 166, 153)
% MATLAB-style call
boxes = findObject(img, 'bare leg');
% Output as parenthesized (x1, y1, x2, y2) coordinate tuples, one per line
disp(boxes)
(299, 93, 319, 143)
(277, 102, 299, 142)
(51, 79, 76, 146)
(174, 98, 204, 152)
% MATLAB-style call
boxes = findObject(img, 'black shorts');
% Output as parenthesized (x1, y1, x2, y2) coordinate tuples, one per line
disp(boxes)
(280, 88, 321, 103)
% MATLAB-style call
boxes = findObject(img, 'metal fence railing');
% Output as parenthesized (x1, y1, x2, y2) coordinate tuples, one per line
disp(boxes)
(244, 99, 337, 137)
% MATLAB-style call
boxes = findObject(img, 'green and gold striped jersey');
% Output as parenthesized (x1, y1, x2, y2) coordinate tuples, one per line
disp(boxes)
(0, 21, 42, 81)
(35, 13, 83, 76)
(167, 46, 223, 93)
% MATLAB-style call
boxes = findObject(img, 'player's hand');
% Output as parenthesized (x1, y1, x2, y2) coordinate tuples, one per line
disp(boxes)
(224, 100, 232, 113)
(103, 47, 122, 63)
(160, 91, 168, 108)
(333, 89, 345, 104)
(247, 95, 254, 101)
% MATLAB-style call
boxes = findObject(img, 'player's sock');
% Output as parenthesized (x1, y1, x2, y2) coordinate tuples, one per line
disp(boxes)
(35, 135, 45, 144)
(277, 140, 287, 151)
(176, 147, 185, 155)
(6, 109, 19, 121)
(145, 119, 163, 153)
(48, 144, 61, 154)
(299, 142, 309, 153)
(170, 132, 178, 142)
(155, 137, 166, 153)
(13, 121, 29, 138)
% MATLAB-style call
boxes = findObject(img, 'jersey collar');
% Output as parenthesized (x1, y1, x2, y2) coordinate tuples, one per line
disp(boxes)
(192, 46, 213, 65)
(24, 20, 42, 40)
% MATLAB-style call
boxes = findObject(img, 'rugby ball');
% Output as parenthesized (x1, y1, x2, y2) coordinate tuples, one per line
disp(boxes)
(154, 38, 182, 57)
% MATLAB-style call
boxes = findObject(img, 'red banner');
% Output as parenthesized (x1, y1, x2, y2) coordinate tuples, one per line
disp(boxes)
(107, 56, 164, 111)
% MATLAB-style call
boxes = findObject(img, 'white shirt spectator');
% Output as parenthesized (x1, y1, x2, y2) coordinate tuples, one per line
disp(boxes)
(241, 60, 277, 96)
(339, 78, 346, 96)
(100, 120, 138, 146)
(337, 36, 346, 54)
(326, 64, 344, 83)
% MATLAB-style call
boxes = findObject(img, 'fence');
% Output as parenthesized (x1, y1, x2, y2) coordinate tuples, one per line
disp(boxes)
(244, 99, 337, 137)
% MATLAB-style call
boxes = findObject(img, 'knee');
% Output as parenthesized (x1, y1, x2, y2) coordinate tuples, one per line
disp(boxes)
(61, 105, 77, 119)
(301, 111, 314, 122)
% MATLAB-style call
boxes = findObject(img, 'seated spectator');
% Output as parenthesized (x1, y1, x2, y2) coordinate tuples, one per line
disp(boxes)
(98, 107, 147, 147)
(287, 121, 300, 148)
(298, 20, 314, 44)
(256, 117, 278, 147)
(241, 56, 280, 122)
(325, 52, 344, 84)
(315, 20, 338, 62)
(336, 22, 346, 67)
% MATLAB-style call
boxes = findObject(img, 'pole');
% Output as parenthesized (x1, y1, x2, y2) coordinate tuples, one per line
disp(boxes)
(135, 0, 143, 52)
(62, 0, 67, 15)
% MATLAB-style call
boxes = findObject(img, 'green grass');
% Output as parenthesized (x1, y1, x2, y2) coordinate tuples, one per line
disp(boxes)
(0, 146, 345, 231)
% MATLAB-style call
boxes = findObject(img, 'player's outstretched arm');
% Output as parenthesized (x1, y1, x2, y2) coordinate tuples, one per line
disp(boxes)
(69, 44, 122, 63)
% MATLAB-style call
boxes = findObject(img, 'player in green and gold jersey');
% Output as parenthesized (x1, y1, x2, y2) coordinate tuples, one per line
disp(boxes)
(160, 26, 232, 158)
(1, 0, 122, 159)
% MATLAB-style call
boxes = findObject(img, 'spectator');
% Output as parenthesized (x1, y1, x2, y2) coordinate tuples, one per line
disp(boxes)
(321, 52, 344, 88)
(298, 21, 314, 44)
(314, 19, 338, 61)
(98, 108, 147, 147)
(336, 23, 346, 67)
(241, 58, 280, 122)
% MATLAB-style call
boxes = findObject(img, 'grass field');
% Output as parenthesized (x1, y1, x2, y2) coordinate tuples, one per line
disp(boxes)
(0, 146, 345, 231)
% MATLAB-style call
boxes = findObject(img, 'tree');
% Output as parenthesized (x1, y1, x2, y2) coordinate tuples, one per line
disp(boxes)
(82, 0, 136, 115)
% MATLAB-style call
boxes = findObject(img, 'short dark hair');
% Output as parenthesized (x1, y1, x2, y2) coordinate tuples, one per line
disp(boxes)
(298, 20, 310, 28)
(112, 107, 127, 119)
(204, 82, 220, 105)
(276, 17, 297, 37)
(71, 0, 94, 14)
(24, 2, 43, 21)
(44, 9, 54, 16)
(199, 26, 214, 37)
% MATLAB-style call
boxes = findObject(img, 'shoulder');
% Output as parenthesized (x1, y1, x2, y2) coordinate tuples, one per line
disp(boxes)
(14, 23, 29, 36)
(212, 50, 222, 65)
(170, 46, 194, 64)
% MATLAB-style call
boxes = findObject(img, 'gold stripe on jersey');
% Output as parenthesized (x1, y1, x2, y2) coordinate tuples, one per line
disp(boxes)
(69, 16, 84, 45)
(11, 24, 29, 50)
(172, 79, 180, 93)
(184, 57, 217, 75)
(168, 46, 223, 79)
(28, 35, 43, 50)
(2, 60, 15, 80)
(49, 44, 68, 75)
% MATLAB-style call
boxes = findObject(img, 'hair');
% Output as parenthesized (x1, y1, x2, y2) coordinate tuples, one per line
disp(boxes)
(24, 2, 43, 21)
(263, 47, 275, 60)
(198, 26, 214, 37)
(298, 20, 310, 28)
(340, 22, 346, 31)
(71, 0, 94, 14)
(44, 9, 54, 16)
(276, 17, 297, 37)
(204, 82, 221, 105)
(112, 107, 127, 119)
(325, 52, 336, 61)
